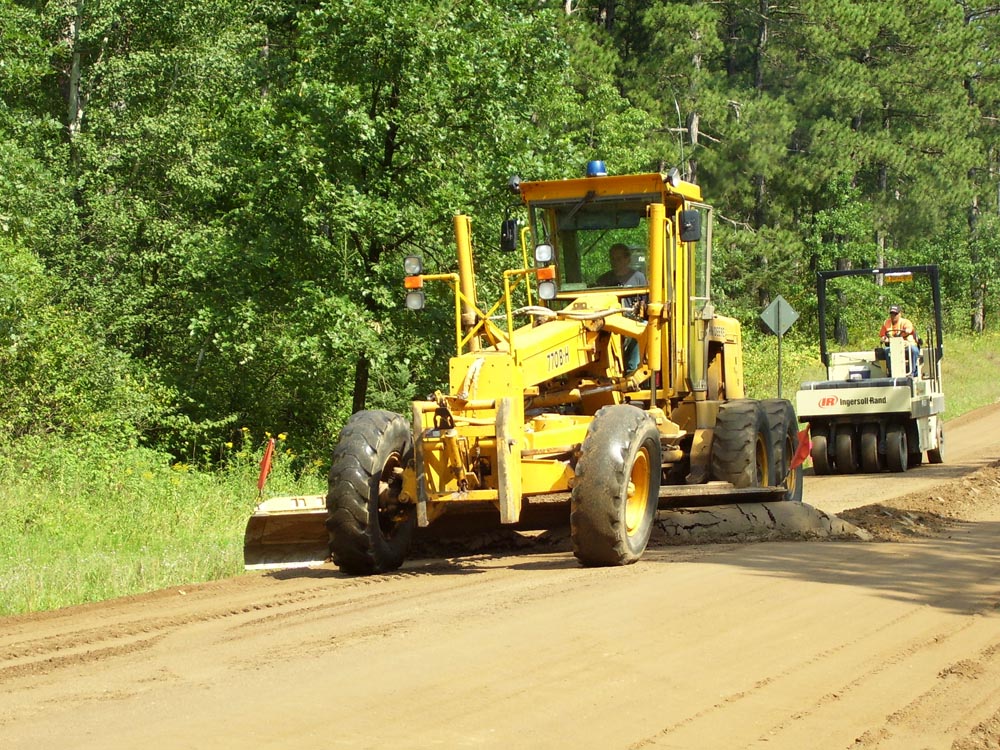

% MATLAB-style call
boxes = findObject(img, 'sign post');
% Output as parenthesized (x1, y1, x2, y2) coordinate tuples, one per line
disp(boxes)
(759, 295, 799, 397)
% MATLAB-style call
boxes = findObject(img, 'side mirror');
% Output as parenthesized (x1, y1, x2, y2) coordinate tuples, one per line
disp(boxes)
(679, 209, 701, 243)
(500, 219, 519, 252)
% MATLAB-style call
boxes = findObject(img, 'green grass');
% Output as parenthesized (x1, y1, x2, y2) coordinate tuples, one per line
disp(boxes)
(0, 435, 324, 616)
(2, 332, 997, 618)
(937, 332, 1000, 416)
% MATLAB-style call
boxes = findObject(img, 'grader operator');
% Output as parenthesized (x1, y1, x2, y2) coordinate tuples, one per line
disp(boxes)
(244, 163, 803, 573)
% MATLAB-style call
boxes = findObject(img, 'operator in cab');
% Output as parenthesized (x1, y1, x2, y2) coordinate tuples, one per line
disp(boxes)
(596, 243, 646, 288)
(879, 304, 920, 378)
(596, 243, 647, 376)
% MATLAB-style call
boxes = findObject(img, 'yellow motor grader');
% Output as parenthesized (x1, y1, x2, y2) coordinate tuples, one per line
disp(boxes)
(244, 163, 803, 573)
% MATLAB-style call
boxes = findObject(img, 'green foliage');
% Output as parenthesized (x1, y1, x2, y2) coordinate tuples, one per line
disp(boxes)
(0, 239, 174, 442)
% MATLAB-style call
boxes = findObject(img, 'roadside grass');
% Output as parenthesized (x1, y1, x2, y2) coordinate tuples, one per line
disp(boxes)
(1, 333, 997, 618)
(937, 332, 1000, 416)
(0, 435, 324, 616)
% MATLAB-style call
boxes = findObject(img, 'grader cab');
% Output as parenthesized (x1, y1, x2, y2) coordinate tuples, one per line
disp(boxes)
(246, 164, 803, 573)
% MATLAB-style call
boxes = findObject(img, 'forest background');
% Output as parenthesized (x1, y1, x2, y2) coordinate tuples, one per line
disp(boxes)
(2, 1, 1000, 611)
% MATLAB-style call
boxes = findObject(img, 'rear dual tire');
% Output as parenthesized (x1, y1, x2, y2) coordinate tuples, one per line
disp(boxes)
(761, 399, 803, 502)
(710, 399, 773, 489)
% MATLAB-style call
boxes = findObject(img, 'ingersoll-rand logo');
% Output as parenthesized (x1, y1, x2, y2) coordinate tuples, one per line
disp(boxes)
(817, 394, 889, 409)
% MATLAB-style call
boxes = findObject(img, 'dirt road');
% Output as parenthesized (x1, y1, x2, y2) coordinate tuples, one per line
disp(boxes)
(3, 404, 1000, 749)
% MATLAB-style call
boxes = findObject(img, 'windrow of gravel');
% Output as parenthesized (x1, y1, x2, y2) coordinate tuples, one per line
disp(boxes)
(838, 460, 1000, 542)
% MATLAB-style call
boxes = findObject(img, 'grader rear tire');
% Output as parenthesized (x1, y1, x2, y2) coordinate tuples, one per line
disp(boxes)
(761, 399, 803, 501)
(326, 410, 415, 575)
(710, 400, 772, 489)
(571, 405, 661, 567)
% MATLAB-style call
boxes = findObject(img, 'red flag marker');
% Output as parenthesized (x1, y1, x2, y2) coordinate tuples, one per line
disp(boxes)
(789, 426, 812, 471)
(257, 438, 276, 495)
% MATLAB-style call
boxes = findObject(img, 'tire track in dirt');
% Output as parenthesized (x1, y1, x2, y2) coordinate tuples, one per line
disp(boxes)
(852, 639, 1000, 749)
(630, 584, 1000, 749)
(0, 546, 715, 687)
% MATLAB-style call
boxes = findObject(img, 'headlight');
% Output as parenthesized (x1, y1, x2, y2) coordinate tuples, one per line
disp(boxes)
(534, 243, 554, 264)
(538, 280, 557, 300)
(405, 290, 426, 310)
(403, 255, 423, 275)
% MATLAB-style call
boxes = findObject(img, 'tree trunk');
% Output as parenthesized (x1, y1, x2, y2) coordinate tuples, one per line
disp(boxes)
(65, 2, 85, 173)
(969, 194, 985, 332)
(835, 257, 850, 346)
(352, 354, 370, 415)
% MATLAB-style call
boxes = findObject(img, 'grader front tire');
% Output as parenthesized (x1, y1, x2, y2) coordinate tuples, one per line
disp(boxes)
(326, 410, 415, 575)
(571, 406, 661, 567)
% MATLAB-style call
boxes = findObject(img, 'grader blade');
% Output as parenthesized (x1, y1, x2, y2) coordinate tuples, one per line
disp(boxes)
(243, 494, 330, 570)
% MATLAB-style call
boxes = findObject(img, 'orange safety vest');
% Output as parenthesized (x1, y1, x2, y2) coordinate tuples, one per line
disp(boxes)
(879, 316, 915, 341)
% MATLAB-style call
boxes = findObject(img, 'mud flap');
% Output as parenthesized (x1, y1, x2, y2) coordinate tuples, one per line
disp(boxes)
(243, 494, 329, 570)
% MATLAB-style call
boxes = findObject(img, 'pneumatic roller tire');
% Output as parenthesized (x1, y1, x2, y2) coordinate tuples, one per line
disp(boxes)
(928, 420, 945, 464)
(906, 420, 923, 468)
(710, 400, 772, 489)
(326, 410, 416, 575)
(761, 399, 803, 501)
(834, 427, 859, 474)
(810, 430, 833, 475)
(571, 405, 661, 567)
(860, 424, 881, 473)
(885, 424, 908, 473)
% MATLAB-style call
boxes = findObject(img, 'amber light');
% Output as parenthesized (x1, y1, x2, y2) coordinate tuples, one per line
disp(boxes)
(404, 275, 424, 289)
(536, 266, 556, 280)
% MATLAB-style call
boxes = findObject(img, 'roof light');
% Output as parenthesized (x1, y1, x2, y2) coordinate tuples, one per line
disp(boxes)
(586, 160, 607, 177)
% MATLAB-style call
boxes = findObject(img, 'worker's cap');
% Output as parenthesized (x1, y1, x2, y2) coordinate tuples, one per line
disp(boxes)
(888, 305, 900, 314)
